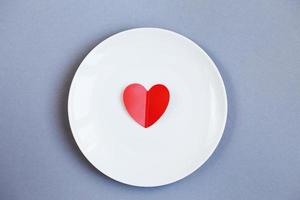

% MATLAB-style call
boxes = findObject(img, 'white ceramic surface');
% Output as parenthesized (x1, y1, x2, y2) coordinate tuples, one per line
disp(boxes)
(68, 28, 227, 187)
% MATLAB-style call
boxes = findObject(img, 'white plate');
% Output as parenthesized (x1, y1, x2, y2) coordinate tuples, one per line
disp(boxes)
(68, 28, 227, 187)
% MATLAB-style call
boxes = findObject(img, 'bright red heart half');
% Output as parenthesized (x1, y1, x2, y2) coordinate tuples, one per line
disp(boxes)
(123, 83, 170, 128)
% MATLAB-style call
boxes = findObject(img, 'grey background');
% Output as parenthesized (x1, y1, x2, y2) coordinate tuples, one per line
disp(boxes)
(0, 0, 299, 199)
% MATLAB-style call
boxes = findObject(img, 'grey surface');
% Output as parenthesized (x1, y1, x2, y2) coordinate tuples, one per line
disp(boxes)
(1, 0, 300, 199)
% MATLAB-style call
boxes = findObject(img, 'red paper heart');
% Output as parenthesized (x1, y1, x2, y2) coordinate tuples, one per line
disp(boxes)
(123, 83, 170, 128)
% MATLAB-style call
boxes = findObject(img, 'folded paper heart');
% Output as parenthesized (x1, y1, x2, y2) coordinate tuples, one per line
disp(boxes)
(123, 83, 170, 128)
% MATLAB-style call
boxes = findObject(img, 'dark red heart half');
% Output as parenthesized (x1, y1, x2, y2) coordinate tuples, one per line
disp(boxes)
(123, 83, 170, 128)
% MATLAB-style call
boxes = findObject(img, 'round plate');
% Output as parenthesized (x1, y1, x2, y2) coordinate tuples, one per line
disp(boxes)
(68, 28, 227, 187)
